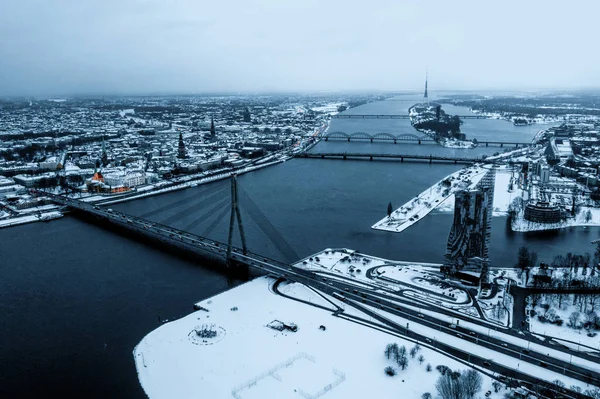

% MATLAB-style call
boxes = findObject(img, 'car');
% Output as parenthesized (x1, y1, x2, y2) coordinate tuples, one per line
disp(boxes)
(522, 349, 530, 354)
(418, 313, 424, 318)
(456, 333, 462, 338)
(539, 361, 549, 368)
(501, 343, 508, 348)
(469, 331, 476, 336)
(483, 361, 491, 367)
(425, 338, 432, 344)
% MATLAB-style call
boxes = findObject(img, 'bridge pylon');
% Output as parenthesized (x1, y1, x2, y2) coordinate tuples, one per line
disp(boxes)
(227, 174, 248, 265)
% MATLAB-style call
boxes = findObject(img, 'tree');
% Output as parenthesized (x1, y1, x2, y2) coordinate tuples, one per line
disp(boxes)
(426, 363, 432, 372)
(384, 343, 395, 359)
(422, 393, 432, 399)
(492, 381, 503, 393)
(585, 210, 593, 223)
(462, 370, 483, 399)
(418, 354, 425, 364)
(387, 202, 393, 218)
(568, 311, 581, 329)
(410, 346, 418, 358)
(436, 372, 464, 399)
(397, 354, 409, 370)
(384, 366, 396, 376)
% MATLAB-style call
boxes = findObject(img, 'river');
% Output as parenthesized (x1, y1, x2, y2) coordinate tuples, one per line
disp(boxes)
(2, 95, 597, 398)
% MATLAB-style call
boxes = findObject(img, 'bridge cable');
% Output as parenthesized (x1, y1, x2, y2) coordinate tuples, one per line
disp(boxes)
(159, 187, 228, 226)
(200, 202, 231, 238)
(237, 187, 299, 262)
(137, 184, 220, 219)
(181, 197, 229, 233)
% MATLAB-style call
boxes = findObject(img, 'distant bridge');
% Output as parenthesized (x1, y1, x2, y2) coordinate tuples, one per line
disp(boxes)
(333, 114, 488, 119)
(295, 152, 487, 165)
(323, 131, 434, 144)
(322, 131, 530, 147)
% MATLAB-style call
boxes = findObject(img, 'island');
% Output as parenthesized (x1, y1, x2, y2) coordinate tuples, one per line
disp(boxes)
(409, 103, 476, 148)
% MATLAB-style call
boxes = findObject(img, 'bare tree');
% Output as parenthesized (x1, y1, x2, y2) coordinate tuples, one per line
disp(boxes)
(397, 354, 409, 370)
(568, 311, 581, 329)
(422, 393, 432, 399)
(436, 373, 464, 399)
(462, 369, 483, 399)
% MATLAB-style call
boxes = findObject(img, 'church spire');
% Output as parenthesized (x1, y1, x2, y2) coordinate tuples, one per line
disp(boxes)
(177, 132, 186, 159)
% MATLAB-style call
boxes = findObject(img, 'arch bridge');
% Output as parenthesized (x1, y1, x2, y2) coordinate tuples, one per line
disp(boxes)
(323, 131, 434, 144)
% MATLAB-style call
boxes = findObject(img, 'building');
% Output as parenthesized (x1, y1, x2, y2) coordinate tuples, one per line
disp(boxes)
(177, 132, 186, 159)
(540, 166, 550, 183)
(524, 201, 563, 224)
(443, 170, 494, 276)
(102, 170, 146, 188)
(545, 138, 573, 162)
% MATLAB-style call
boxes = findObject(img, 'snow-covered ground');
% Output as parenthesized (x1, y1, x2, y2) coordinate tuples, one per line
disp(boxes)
(294, 249, 507, 327)
(134, 277, 511, 399)
(0, 210, 63, 229)
(372, 165, 490, 233)
(512, 206, 600, 232)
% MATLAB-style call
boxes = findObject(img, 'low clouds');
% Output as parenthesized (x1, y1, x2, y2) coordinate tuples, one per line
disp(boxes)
(0, 0, 598, 96)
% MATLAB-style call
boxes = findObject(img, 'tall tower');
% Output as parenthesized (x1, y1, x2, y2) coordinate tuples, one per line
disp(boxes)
(210, 117, 216, 140)
(177, 132, 186, 159)
(423, 70, 428, 101)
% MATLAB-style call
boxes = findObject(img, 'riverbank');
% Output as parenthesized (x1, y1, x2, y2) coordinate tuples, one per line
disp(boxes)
(0, 210, 63, 229)
(371, 164, 490, 233)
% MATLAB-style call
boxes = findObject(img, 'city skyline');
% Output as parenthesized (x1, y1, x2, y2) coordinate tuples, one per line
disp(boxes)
(1, 0, 599, 96)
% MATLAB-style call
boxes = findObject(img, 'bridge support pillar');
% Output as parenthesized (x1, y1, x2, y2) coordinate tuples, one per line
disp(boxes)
(401, 157, 403, 162)
(343, 155, 347, 160)
(394, 139, 397, 144)
(325, 137, 328, 141)
(454, 160, 457, 164)
(347, 138, 350, 142)
(321, 154, 324, 159)
(227, 175, 248, 260)
(500, 143, 504, 148)
(486, 142, 488, 147)
(429, 155, 432, 164)
(370, 138, 373, 143)
(370, 156, 373, 161)
(418, 140, 421, 145)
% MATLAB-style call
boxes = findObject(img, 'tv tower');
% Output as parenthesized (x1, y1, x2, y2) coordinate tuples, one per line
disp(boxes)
(424, 70, 428, 101)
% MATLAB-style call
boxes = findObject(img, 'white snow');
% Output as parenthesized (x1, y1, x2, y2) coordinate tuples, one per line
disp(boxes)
(134, 277, 510, 399)
(372, 165, 491, 233)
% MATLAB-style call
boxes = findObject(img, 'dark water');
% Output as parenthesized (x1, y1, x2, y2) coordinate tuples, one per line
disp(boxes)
(1, 97, 591, 398)
(0, 219, 241, 398)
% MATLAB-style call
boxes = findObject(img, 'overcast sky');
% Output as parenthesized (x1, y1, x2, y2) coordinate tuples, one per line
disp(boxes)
(0, 0, 598, 96)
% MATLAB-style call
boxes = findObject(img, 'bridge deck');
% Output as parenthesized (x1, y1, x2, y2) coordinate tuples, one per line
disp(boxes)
(333, 114, 488, 119)
(296, 152, 488, 164)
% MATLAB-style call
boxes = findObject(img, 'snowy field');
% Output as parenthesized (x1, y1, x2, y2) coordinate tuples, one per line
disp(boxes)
(372, 165, 490, 233)
(134, 277, 509, 399)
